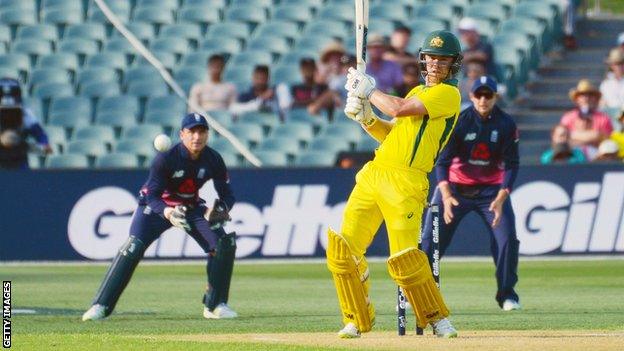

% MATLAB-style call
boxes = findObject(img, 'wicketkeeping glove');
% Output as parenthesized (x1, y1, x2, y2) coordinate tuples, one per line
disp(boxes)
(206, 199, 232, 230)
(164, 205, 191, 232)
(344, 94, 377, 127)
(345, 67, 377, 99)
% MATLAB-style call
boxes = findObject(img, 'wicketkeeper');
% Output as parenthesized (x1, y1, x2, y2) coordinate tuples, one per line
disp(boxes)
(327, 30, 463, 338)
(83, 113, 237, 321)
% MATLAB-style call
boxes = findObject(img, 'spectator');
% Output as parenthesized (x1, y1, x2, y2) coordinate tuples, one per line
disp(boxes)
(287, 58, 333, 116)
(459, 60, 486, 110)
(593, 139, 621, 162)
(188, 54, 237, 112)
(540, 124, 586, 164)
(457, 17, 496, 77)
(384, 26, 418, 67)
(0, 78, 52, 169)
(393, 63, 420, 97)
(229, 65, 290, 120)
(563, 0, 578, 50)
(560, 79, 613, 160)
(365, 33, 403, 94)
(599, 48, 624, 110)
(610, 109, 624, 158)
(316, 41, 346, 85)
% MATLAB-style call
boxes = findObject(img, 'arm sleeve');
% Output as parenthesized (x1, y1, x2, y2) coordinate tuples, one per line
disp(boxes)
(25, 123, 49, 145)
(213, 153, 236, 210)
(419, 84, 460, 119)
(145, 154, 170, 216)
(501, 122, 520, 190)
(229, 98, 262, 115)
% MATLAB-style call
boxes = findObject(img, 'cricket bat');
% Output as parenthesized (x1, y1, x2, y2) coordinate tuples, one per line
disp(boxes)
(354, 0, 369, 122)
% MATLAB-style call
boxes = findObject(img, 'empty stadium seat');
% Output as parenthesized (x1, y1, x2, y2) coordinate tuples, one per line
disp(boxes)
(160, 23, 202, 47)
(247, 37, 291, 56)
(48, 112, 90, 133)
(58, 38, 99, 63)
(253, 150, 288, 167)
(37, 53, 80, 74)
(45, 154, 89, 169)
(231, 51, 274, 66)
(66, 139, 109, 158)
(200, 37, 242, 56)
(206, 22, 250, 41)
(96, 152, 140, 169)
(224, 5, 267, 28)
(29, 68, 71, 92)
(252, 21, 300, 42)
(146, 95, 186, 116)
(77, 67, 119, 89)
(177, 6, 222, 32)
(271, 5, 313, 26)
(137, 0, 179, 10)
(127, 81, 169, 99)
(97, 95, 140, 118)
(64, 23, 107, 45)
(210, 137, 241, 155)
(73, 125, 116, 144)
(308, 136, 351, 153)
(237, 111, 281, 132)
(122, 124, 163, 141)
(465, 3, 507, 28)
(16, 24, 58, 42)
(295, 150, 336, 167)
(133, 5, 174, 31)
(114, 139, 156, 158)
(173, 66, 205, 84)
(80, 81, 120, 99)
(150, 37, 189, 59)
(317, 4, 353, 24)
(270, 122, 315, 144)
(257, 137, 301, 157)
(49, 96, 92, 122)
(11, 39, 53, 65)
(95, 112, 138, 133)
(86, 51, 128, 71)
(228, 124, 264, 147)
(144, 111, 181, 132)
(181, 50, 219, 67)
(33, 82, 74, 100)
(356, 137, 380, 152)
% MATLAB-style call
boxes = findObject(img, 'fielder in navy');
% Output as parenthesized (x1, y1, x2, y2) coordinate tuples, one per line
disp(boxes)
(83, 113, 238, 321)
(421, 76, 522, 311)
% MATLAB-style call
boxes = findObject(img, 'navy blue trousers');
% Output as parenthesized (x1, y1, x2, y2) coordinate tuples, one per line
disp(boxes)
(421, 184, 520, 307)
(130, 204, 226, 253)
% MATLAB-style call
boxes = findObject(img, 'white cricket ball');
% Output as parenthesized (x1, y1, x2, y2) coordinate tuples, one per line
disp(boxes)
(153, 134, 172, 152)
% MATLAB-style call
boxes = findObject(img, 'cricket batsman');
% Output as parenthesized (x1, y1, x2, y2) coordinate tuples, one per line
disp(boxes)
(82, 113, 238, 321)
(326, 30, 463, 338)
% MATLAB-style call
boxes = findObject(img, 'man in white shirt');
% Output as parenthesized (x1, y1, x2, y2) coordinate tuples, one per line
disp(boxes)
(188, 54, 238, 112)
(600, 48, 624, 110)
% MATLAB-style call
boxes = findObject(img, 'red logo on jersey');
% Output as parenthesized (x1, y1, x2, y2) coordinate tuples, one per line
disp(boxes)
(471, 142, 491, 160)
(178, 179, 197, 194)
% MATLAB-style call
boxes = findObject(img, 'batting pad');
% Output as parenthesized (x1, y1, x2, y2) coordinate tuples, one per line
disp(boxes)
(326, 229, 375, 333)
(387, 248, 449, 328)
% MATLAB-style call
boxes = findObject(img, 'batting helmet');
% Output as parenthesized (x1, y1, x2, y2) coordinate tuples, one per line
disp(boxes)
(418, 30, 463, 77)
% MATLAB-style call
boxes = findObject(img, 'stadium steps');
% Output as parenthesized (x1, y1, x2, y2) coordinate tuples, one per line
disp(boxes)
(507, 16, 624, 163)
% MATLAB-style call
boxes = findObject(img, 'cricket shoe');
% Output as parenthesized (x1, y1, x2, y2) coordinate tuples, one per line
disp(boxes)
(338, 323, 361, 338)
(203, 303, 238, 319)
(82, 304, 107, 321)
(432, 318, 458, 338)
(502, 299, 521, 311)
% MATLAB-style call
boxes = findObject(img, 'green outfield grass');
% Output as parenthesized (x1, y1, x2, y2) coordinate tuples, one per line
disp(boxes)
(2, 259, 623, 350)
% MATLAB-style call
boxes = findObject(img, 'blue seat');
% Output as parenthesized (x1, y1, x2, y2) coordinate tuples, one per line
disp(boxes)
(368, 19, 396, 37)
(370, 3, 409, 23)
(86, 51, 128, 71)
(146, 95, 186, 116)
(32, 82, 74, 100)
(77, 67, 119, 89)
(66, 139, 109, 158)
(104, 38, 138, 59)
(144, 110, 182, 132)
(73, 125, 116, 143)
(96, 152, 140, 169)
(11, 39, 53, 65)
(269, 122, 315, 144)
(464, 3, 507, 27)
(206, 22, 250, 41)
(295, 150, 336, 167)
(0, 9, 37, 31)
(97, 95, 139, 118)
(160, 23, 202, 47)
(356, 137, 380, 152)
(308, 136, 351, 153)
(16, 24, 58, 42)
(253, 150, 288, 167)
(29, 68, 71, 91)
(272, 64, 302, 85)
(183, 0, 226, 7)
(122, 124, 163, 140)
(41, 0, 83, 11)
(37, 53, 79, 74)
(114, 139, 155, 158)
(0, 0, 36, 10)
(231, 51, 274, 66)
(228, 124, 264, 147)
(137, 0, 179, 10)
(45, 154, 89, 169)
(224, 6, 267, 29)
(88, 6, 130, 24)
(181, 50, 220, 67)
(257, 137, 301, 157)
(278, 51, 319, 66)
(295, 36, 335, 52)
(127, 81, 169, 99)
(124, 66, 161, 87)
(41, 125, 67, 150)
(317, 4, 353, 24)
(252, 21, 300, 42)
(223, 65, 253, 84)
(414, 4, 456, 28)
(42, 8, 83, 34)
(95, 111, 138, 130)
(200, 37, 242, 55)
(132, 50, 177, 71)
(132, 5, 174, 30)
(237, 111, 281, 132)
(49, 96, 92, 122)
(210, 137, 241, 155)
(271, 5, 313, 25)
(177, 6, 221, 32)
(0, 67, 19, 80)
(0, 54, 30, 75)
(173, 66, 205, 84)
(319, 123, 362, 144)
(302, 20, 348, 41)
(80, 81, 120, 99)
(150, 37, 189, 58)
(247, 37, 290, 56)
(111, 23, 155, 44)
(48, 112, 90, 131)
(57, 38, 99, 63)
(64, 23, 107, 45)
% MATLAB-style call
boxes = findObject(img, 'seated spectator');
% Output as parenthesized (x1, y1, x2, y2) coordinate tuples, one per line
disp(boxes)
(288, 58, 333, 116)
(0, 78, 52, 169)
(560, 79, 613, 160)
(610, 109, 624, 158)
(541, 124, 586, 164)
(593, 139, 621, 163)
(366, 33, 403, 94)
(229, 65, 290, 120)
(563, 0, 578, 50)
(384, 26, 418, 67)
(599, 48, 624, 110)
(457, 17, 496, 77)
(316, 41, 346, 85)
(459, 60, 486, 110)
(393, 63, 420, 97)
(188, 54, 237, 112)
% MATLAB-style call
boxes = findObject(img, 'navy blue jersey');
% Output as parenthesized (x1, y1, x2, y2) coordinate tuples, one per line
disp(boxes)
(140, 143, 235, 215)
(435, 105, 519, 190)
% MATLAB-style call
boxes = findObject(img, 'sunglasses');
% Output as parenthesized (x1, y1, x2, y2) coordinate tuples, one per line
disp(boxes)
(474, 91, 494, 100)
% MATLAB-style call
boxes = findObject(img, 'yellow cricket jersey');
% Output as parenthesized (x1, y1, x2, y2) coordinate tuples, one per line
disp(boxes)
(374, 81, 461, 173)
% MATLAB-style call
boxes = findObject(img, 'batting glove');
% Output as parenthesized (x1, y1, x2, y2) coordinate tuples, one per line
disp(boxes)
(345, 68, 377, 99)
(344, 95, 377, 127)
(164, 205, 191, 232)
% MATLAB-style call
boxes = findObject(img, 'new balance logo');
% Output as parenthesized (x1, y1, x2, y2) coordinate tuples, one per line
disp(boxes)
(173, 170, 184, 178)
